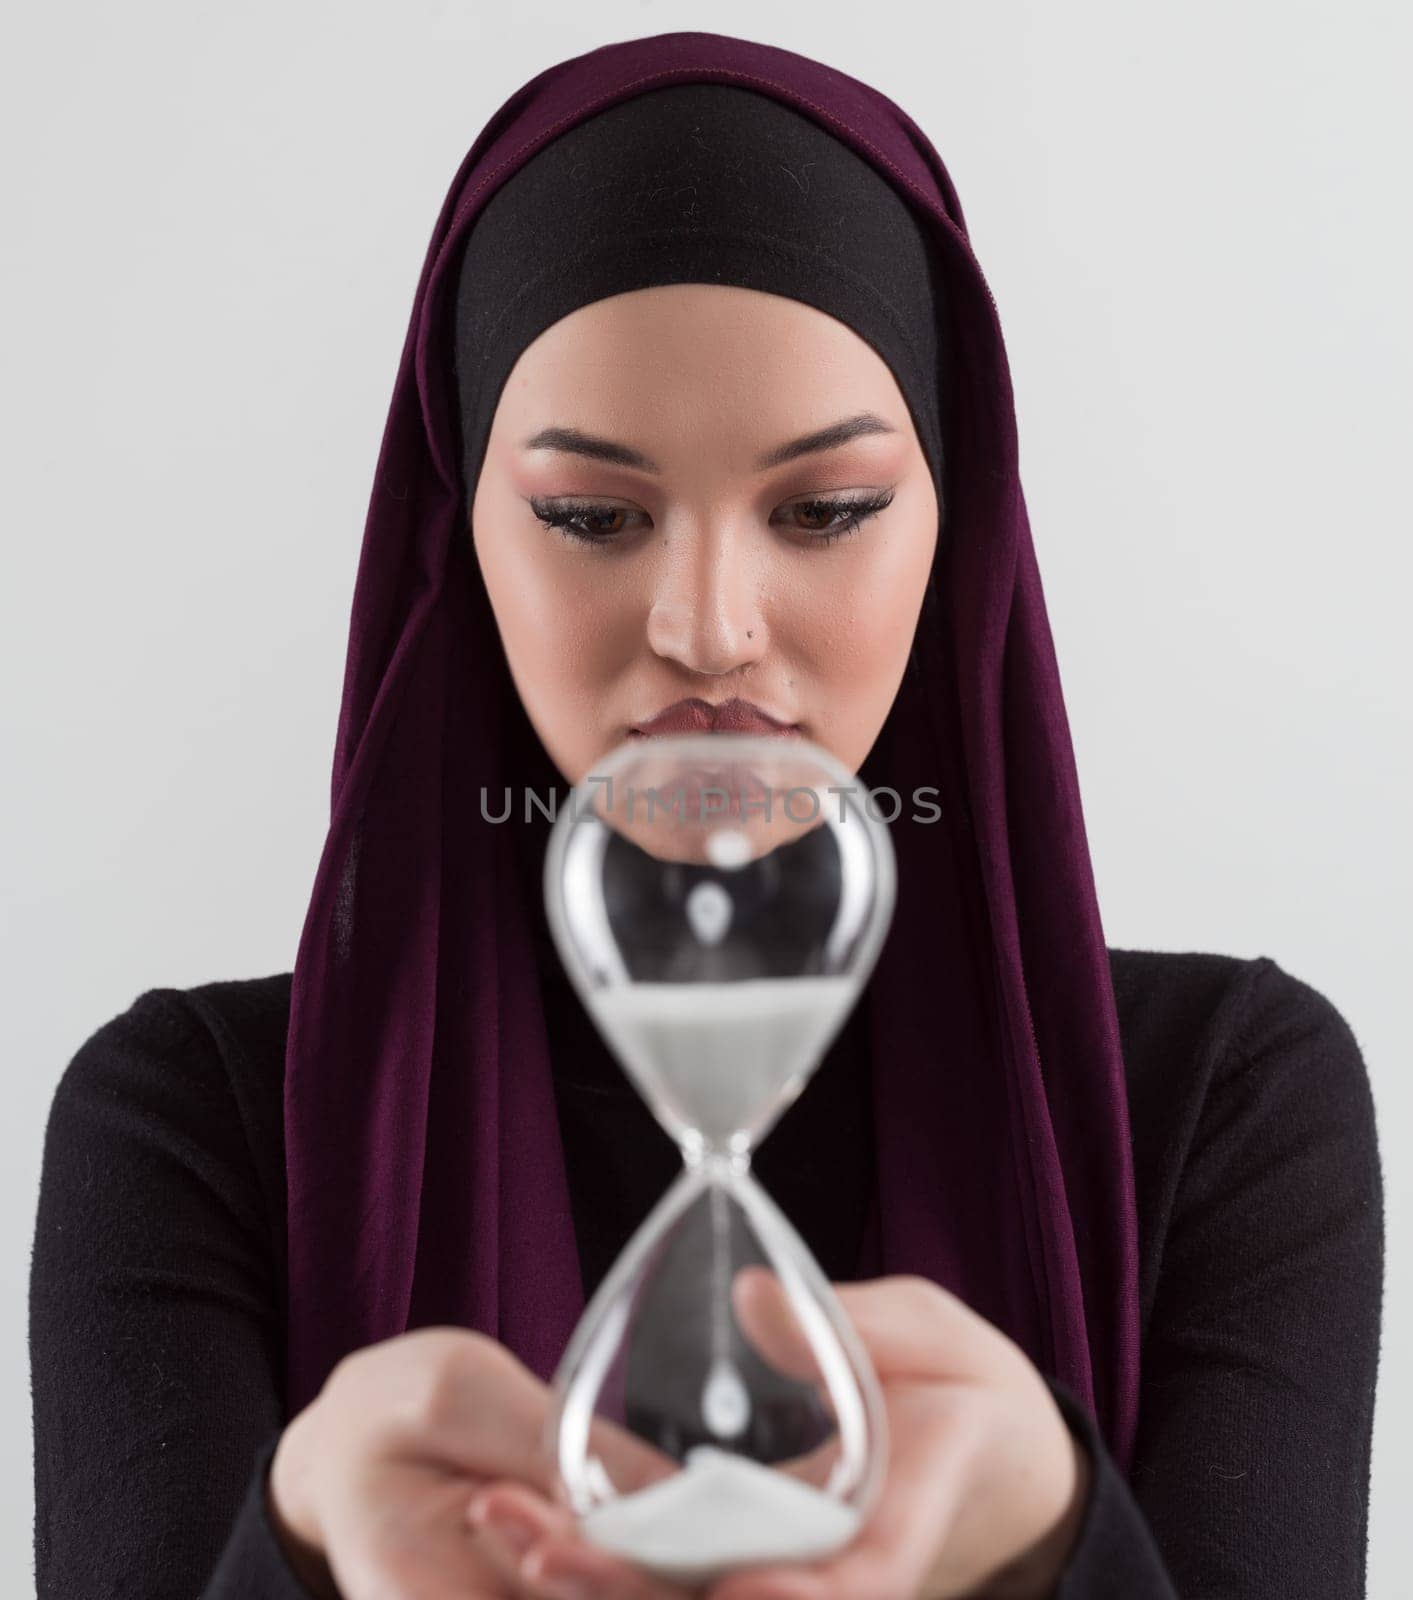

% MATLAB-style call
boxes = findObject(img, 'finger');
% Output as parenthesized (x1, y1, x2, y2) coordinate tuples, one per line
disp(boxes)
(468, 1480, 578, 1541)
(584, 1409, 682, 1495)
(728, 1270, 996, 1489)
(733, 1270, 1012, 1391)
(469, 1479, 698, 1600)
(830, 1276, 1017, 1384)
(377, 1329, 678, 1496)
(749, 1431, 844, 1491)
(464, 1518, 542, 1596)
(466, 1481, 579, 1590)
(520, 1528, 701, 1600)
(371, 1332, 558, 1491)
(730, 1267, 824, 1385)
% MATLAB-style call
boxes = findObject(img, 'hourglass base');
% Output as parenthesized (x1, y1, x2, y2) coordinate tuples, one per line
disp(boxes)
(579, 1442, 863, 1584)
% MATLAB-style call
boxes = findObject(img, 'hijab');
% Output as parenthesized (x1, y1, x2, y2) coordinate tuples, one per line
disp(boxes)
(283, 29, 1142, 1475)
(449, 81, 947, 513)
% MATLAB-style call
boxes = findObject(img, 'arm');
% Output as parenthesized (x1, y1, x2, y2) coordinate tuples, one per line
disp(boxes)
(1045, 957, 1383, 1598)
(1042, 1376, 1174, 1598)
(29, 987, 322, 1598)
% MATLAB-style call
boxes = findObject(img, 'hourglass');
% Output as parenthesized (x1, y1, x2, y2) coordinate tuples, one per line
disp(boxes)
(539, 732, 896, 1585)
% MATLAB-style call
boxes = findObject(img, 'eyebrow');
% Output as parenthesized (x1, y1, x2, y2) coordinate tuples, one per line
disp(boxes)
(519, 411, 899, 474)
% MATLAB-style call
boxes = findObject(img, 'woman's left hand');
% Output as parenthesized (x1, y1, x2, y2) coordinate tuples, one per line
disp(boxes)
(705, 1270, 1092, 1600)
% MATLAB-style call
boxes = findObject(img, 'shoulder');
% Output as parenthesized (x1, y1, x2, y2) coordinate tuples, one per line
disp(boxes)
(52, 972, 293, 1114)
(42, 974, 295, 1239)
(1103, 947, 1381, 1320)
(1106, 944, 1375, 1121)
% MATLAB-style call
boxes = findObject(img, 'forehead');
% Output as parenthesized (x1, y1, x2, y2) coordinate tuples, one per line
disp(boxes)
(494, 284, 911, 438)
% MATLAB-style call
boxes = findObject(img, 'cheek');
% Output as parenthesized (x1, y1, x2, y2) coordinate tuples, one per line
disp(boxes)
(474, 521, 630, 712)
(789, 524, 935, 681)
(781, 518, 935, 761)
(860, 533, 935, 667)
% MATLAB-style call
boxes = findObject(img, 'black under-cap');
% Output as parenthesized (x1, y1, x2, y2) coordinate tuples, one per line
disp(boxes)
(451, 82, 949, 508)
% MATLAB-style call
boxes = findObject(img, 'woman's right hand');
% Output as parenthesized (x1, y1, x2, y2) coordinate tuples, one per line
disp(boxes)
(266, 1324, 692, 1600)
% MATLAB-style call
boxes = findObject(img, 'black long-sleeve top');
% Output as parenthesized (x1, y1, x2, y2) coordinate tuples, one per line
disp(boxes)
(29, 945, 1383, 1597)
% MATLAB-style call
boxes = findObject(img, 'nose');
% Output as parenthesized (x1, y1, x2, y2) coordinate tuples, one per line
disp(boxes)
(644, 519, 769, 677)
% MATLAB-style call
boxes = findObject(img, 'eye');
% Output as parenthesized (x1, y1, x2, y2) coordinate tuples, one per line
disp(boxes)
(775, 490, 896, 545)
(528, 499, 648, 546)
(526, 487, 897, 549)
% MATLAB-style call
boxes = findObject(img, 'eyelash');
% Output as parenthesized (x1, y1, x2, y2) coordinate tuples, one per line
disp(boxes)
(528, 490, 897, 549)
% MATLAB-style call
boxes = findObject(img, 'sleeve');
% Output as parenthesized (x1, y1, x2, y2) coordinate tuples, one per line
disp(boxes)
(29, 987, 327, 1599)
(1048, 956, 1384, 1598)
(1044, 1375, 1176, 1598)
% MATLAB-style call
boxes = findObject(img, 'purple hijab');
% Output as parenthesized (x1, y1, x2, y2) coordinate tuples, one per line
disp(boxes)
(283, 28, 1141, 1474)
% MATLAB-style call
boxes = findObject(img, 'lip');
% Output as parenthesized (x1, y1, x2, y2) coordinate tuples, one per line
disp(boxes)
(628, 696, 801, 739)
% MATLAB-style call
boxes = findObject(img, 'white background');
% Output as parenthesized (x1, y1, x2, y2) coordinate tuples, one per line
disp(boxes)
(4, 1, 1409, 1592)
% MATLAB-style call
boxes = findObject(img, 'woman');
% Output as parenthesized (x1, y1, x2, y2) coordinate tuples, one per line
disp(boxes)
(29, 30, 1382, 1600)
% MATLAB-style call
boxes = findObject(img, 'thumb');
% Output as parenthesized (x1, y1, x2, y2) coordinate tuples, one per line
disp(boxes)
(731, 1270, 1008, 1389)
(729, 1265, 825, 1384)
(831, 1274, 1012, 1383)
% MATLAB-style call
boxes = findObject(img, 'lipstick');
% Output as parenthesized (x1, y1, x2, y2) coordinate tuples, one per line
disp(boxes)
(630, 696, 800, 739)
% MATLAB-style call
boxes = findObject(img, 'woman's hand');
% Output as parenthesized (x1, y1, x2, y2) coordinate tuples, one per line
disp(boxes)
(702, 1271, 1093, 1600)
(267, 1324, 700, 1599)
(367, 1273, 1090, 1600)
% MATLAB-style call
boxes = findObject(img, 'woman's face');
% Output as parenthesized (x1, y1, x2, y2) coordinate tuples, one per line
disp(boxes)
(470, 283, 939, 784)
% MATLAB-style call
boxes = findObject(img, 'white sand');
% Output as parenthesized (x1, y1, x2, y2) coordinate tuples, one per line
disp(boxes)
(579, 1444, 862, 1583)
(685, 880, 733, 945)
(590, 977, 856, 1144)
